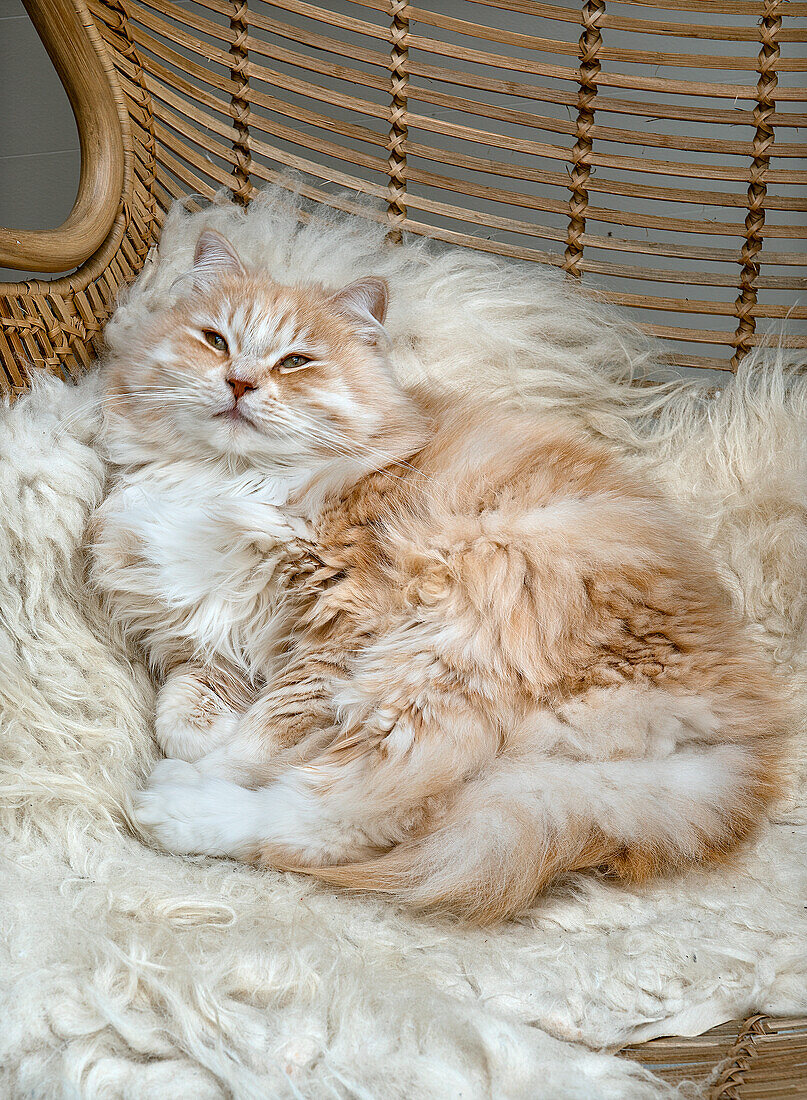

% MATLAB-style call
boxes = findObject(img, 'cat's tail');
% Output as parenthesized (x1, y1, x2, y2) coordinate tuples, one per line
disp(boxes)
(277, 740, 783, 924)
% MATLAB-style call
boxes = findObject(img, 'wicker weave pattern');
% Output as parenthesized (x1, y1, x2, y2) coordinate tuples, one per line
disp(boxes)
(621, 1013, 807, 1098)
(0, 0, 805, 383)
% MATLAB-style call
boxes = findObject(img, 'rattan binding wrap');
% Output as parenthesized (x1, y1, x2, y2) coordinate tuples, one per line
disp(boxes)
(0, 0, 805, 391)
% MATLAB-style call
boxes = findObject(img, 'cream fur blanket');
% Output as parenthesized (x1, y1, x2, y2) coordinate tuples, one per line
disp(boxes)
(2, 191, 806, 1099)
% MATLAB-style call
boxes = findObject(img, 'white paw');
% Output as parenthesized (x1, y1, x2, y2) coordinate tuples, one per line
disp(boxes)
(232, 496, 312, 543)
(133, 759, 261, 857)
(155, 671, 240, 762)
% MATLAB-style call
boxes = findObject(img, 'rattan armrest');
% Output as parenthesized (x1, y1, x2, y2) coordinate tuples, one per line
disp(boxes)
(0, 0, 126, 273)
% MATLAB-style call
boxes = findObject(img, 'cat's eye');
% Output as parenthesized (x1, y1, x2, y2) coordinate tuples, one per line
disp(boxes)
(277, 354, 312, 374)
(202, 329, 228, 353)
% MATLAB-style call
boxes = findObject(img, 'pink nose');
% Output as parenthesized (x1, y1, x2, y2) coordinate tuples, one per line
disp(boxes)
(226, 376, 257, 401)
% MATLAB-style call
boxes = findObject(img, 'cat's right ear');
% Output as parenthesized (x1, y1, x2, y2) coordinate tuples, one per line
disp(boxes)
(192, 229, 246, 289)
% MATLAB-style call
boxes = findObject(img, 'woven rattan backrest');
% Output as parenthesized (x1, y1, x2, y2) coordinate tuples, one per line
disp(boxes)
(1, 0, 805, 393)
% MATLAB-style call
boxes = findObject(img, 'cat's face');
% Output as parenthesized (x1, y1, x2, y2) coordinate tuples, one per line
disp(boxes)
(104, 230, 418, 471)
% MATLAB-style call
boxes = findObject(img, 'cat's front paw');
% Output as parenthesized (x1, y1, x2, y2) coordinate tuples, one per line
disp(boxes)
(231, 497, 311, 547)
(133, 758, 261, 857)
(155, 670, 240, 762)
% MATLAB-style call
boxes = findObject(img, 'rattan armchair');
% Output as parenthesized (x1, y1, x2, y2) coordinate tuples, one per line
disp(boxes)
(1, 1, 805, 1092)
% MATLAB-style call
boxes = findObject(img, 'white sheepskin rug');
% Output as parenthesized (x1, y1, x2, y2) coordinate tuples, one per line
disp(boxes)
(2, 189, 806, 1100)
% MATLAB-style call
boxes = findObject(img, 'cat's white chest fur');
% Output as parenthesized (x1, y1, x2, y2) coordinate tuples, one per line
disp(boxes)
(94, 461, 309, 675)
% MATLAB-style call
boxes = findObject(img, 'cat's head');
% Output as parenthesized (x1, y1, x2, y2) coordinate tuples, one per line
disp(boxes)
(103, 229, 424, 478)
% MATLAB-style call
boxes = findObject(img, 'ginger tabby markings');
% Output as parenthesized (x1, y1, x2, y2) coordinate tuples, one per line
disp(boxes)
(90, 229, 788, 923)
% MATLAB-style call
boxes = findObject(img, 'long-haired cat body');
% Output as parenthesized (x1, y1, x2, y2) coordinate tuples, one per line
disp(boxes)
(91, 229, 787, 923)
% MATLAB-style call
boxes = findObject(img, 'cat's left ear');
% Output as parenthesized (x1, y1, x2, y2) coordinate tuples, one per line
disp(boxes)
(329, 277, 389, 343)
(192, 229, 246, 289)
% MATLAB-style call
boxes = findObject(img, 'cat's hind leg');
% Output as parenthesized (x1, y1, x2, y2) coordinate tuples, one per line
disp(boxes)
(133, 758, 276, 856)
(134, 689, 499, 865)
(132, 756, 375, 862)
(155, 664, 251, 762)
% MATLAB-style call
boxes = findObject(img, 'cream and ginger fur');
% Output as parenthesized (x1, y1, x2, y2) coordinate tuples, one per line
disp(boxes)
(91, 230, 788, 923)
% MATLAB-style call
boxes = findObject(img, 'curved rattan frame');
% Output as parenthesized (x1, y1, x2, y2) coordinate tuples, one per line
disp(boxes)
(0, 0, 127, 272)
(0, 0, 158, 390)
(0, 7, 805, 1089)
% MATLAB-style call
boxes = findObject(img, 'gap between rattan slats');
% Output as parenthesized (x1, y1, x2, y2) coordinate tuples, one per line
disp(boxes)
(134, 0, 807, 131)
(141, 51, 806, 249)
(144, 42, 807, 219)
(349, 0, 807, 39)
(404, 84, 806, 159)
(146, 81, 806, 280)
(641, 321, 805, 348)
(405, 51, 807, 126)
(408, 3, 807, 69)
(244, 5, 391, 66)
(403, 31, 807, 96)
(150, 93, 803, 341)
(465, 0, 807, 42)
(140, 62, 807, 298)
(259, 0, 807, 72)
(144, 70, 806, 271)
(136, 0, 233, 42)
(575, 0, 807, 13)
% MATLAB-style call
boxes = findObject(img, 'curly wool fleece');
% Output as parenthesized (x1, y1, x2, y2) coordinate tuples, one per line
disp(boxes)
(2, 189, 806, 1099)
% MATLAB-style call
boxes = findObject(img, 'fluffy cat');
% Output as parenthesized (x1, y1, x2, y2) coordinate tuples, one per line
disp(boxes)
(90, 229, 787, 923)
